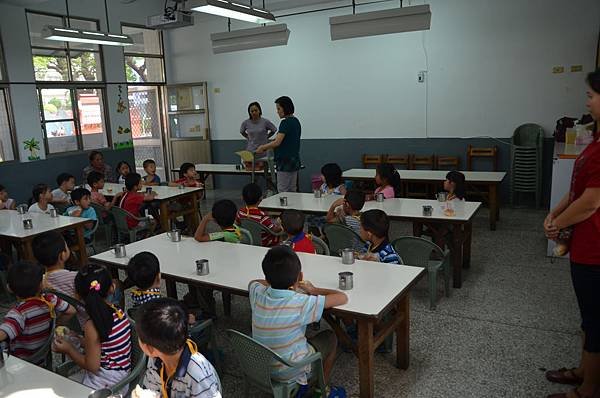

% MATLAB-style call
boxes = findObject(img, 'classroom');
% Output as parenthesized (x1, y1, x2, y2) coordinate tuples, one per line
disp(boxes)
(0, 0, 599, 397)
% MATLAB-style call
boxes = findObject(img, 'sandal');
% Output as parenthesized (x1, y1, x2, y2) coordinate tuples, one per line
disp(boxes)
(546, 368, 584, 385)
(548, 387, 600, 398)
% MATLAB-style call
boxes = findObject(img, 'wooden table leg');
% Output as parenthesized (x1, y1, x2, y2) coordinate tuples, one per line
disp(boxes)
(20, 239, 36, 262)
(160, 201, 170, 232)
(489, 183, 498, 231)
(166, 278, 177, 299)
(451, 224, 464, 288)
(75, 225, 87, 268)
(396, 294, 410, 369)
(190, 192, 201, 232)
(357, 318, 375, 398)
(463, 221, 472, 269)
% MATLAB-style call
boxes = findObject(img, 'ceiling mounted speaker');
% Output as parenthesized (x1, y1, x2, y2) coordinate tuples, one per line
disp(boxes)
(210, 24, 290, 54)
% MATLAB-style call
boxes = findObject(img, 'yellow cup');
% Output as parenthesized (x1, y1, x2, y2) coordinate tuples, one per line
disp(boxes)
(565, 129, 576, 145)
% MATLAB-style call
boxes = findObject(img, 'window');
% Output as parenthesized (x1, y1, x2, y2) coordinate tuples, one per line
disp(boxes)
(0, 34, 16, 162)
(122, 25, 165, 83)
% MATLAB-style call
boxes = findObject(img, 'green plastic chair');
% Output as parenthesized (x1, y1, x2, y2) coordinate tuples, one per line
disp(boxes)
(110, 206, 153, 243)
(311, 235, 330, 256)
(226, 329, 326, 398)
(189, 318, 222, 373)
(392, 237, 450, 310)
(239, 227, 254, 245)
(110, 318, 148, 396)
(239, 218, 285, 247)
(26, 317, 56, 370)
(46, 289, 84, 335)
(90, 202, 114, 247)
(322, 223, 365, 255)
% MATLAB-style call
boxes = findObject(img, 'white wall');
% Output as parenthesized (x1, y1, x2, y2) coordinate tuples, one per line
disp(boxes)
(164, 0, 599, 140)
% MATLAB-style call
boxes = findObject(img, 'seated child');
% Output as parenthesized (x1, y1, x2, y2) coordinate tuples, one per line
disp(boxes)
(52, 172, 76, 205)
(194, 199, 240, 243)
(326, 190, 365, 250)
(170, 162, 204, 188)
(53, 264, 132, 393)
(65, 188, 98, 243)
(88, 171, 122, 212)
(119, 173, 157, 230)
(249, 246, 347, 384)
(281, 209, 315, 254)
(236, 183, 282, 247)
(0, 184, 16, 210)
(318, 163, 346, 195)
(116, 161, 132, 184)
(358, 209, 403, 264)
(0, 261, 75, 363)
(136, 298, 222, 398)
(29, 183, 55, 214)
(370, 163, 401, 200)
(127, 251, 162, 307)
(142, 159, 161, 186)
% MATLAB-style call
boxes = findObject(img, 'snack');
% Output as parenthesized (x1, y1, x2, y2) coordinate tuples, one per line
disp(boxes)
(55, 326, 69, 338)
(131, 385, 160, 398)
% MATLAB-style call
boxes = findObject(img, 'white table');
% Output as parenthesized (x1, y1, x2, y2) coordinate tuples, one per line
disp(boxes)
(0, 210, 89, 267)
(343, 168, 506, 230)
(259, 192, 481, 288)
(178, 163, 276, 190)
(0, 355, 92, 397)
(91, 234, 425, 398)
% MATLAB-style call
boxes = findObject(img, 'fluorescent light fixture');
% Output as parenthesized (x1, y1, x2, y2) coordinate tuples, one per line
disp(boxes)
(330, 4, 431, 41)
(42, 25, 134, 46)
(191, 0, 275, 24)
(210, 24, 289, 54)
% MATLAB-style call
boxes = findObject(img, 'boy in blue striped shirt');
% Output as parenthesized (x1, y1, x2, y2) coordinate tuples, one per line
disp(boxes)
(249, 246, 348, 385)
(358, 209, 403, 264)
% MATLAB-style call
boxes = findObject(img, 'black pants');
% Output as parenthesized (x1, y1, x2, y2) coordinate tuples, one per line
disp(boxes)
(571, 261, 600, 352)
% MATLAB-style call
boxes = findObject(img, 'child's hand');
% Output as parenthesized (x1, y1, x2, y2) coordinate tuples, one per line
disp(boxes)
(188, 313, 197, 325)
(205, 212, 214, 221)
(297, 280, 316, 295)
(52, 335, 73, 354)
(71, 209, 82, 217)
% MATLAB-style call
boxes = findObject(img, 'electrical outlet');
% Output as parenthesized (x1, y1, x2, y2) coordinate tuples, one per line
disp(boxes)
(214, 88, 221, 93)
(552, 66, 564, 74)
(418, 71, 426, 83)
(571, 65, 583, 72)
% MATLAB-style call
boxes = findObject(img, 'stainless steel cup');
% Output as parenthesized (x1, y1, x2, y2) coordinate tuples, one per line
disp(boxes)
(235, 164, 242, 170)
(436, 192, 448, 202)
(341, 248, 355, 265)
(314, 190, 322, 198)
(196, 259, 210, 275)
(88, 389, 113, 398)
(422, 205, 433, 216)
(339, 271, 354, 290)
(113, 243, 126, 258)
(146, 187, 152, 194)
(376, 192, 385, 202)
(167, 229, 181, 242)
(122, 187, 126, 192)
(23, 219, 33, 229)
(49, 208, 58, 218)
(17, 204, 27, 214)
(178, 184, 185, 190)
(280, 196, 288, 206)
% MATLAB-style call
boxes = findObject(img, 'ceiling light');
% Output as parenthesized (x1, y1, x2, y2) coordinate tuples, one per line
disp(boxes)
(191, 0, 275, 24)
(330, 4, 431, 41)
(42, 25, 134, 46)
(210, 23, 289, 54)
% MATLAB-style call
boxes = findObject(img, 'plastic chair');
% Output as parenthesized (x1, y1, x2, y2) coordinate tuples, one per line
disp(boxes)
(110, 206, 153, 243)
(26, 317, 56, 370)
(392, 237, 450, 310)
(239, 227, 254, 245)
(510, 123, 544, 208)
(322, 223, 365, 255)
(189, 318, 222, 373)
(46, 289, 84, 335)
(311, 235, 330, 256)
(90, 202, 114, 247)
(110, 318, 148, 396)
(226, 329, 326, 398)
(239, 218, 286, 247)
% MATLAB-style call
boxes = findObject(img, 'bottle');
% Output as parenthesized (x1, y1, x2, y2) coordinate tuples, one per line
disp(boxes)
(566, 123, 577, 145)
(553, 227, 573, 257)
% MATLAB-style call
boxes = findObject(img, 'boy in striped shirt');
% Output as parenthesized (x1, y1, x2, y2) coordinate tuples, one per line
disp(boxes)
(236, 183, 282, 246)
(326, 190, 365, 250)
(249, 246, 348, 385)
(0, 261, 76, 363)
(358, 209, 403, 264)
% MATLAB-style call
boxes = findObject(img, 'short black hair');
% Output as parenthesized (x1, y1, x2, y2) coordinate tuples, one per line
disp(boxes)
(446, 170, 466, 200)
(262, 245, 301, 289)
(116, 161, 132, 175)
(125, 173, 142, 191)
(587, 68, 600, 94)
(71, 187, 91, 203)
(142, 159, 156, 169)
(8, 261, 44, 298)
(247, 101, 262, 118)
(321, 163, 343, 188)
(32, 231, 67, 267)
(56, 172, 75, 186)
(127, 252, 160, 290)
(345, 190, 365, 212)
(242, 183, 262, 206)
(87, 171, 105, 187)
(360, 209, 390, 239)
(212, 199, 237, 228)
(32, 183, 49, 203)
(88, 150, 102, 162)
(0, 184, 5, 192)
(179, 162, 195, 179)
(135, 298, 188, 355)
(275, 96, 294, 115)
(281, 209, 305, 235)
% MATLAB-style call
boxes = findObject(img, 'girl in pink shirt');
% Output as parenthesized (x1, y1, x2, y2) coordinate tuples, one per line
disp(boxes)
(373, 163, 401, 199)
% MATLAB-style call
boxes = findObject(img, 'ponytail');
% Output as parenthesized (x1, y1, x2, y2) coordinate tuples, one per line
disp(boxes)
(376, 163, 402, 198)
(390, 170, 402, 198)
(75, 264, 116, 341)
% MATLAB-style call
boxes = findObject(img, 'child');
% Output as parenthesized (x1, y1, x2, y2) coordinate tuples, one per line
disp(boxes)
(358, 209, 403, 264)
(142, 159, 161, 186)
(135, 298, 222, 398)
(0, 184, 16, 210)
(29, 183, 55, 214)
(326, 189, 365, 237)
(127, 251, 163, 307)
(170, 162, 204, 188)
(249, 246, 347, 384)
(281, 209, 315, 254)
(119, 173, 157, 230)
(65, 187, 98, 243)
(318, 163, 346, 195)
(194, 199, 240, 243)
(115, 161, 132, 184)
(372, 163, 402, 199)
(0, 261, 75, 363)
(52, 172, 76, 205)
(87, 171, 122, 211)
(236, 183, 282, 247)
(444, 170, 466, 202)
(53, 264, 132, 392)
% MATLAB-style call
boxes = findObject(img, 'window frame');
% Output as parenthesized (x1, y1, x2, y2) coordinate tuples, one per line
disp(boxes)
(0, 30, 18, 163)
(121, 23, 166, 85)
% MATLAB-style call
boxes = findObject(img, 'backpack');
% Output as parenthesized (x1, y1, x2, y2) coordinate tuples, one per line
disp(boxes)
(553, 117, 577, 142)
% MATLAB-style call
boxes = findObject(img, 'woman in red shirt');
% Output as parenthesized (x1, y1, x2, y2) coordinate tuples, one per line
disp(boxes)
(545, 69, 600, 398)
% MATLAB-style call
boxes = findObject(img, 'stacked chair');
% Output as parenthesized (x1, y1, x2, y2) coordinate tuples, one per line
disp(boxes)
(510, 123, 544, 208)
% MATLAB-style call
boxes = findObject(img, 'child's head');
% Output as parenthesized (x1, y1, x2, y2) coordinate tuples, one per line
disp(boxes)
(32, 231, 70, 269)
(56, 172, 75, 190)
(444, 170, 466, 199)
(116, 161, 131, 177)
(125, 173, 142, 191)
(136, 298, 188, 356)
(0, 184, 7, 201)
(89, 150, 104, 168)
(143, 159, 156, 175)
(262, 245, 301, 289)
(344, 190, 365, 213)
(281, 209, 305, 236)
(127, 252, 160, 290)
(211, 199, 237, 228)
(87, 171, 105, 190)
(242, 183, 262, 206)
(360, 209, 390, 242)
(178, 162, 198, 180)
(8, 261, 44, 299)
(321, 163, 343, 188)
(71, 187, 91, 209)
(75, 264, 115, 341)
(32, 183, 52, 203)
(375, 163, 401, 197)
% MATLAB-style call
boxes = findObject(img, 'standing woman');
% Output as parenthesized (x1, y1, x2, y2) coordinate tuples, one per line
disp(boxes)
(256, 96, 301, 193)
(545, 69, 600, 398)
(240, 102, 278, 170)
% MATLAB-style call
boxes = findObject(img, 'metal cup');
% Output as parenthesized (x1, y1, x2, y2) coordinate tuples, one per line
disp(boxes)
(0, 342, 6, 369)
(341, 248, 355, 265)
(314, 190, 322, 198)
(339, 271, 354, 290)
(113, 243, 126, 258)
(49, 208, 58, 218)
(122, 187, 126, 192)
(376, 192, 385, 202)
(265, 190, 274, 198)
(178, 184, 185, 190)
(196, 259, 210, 275)
(23, 219, 33, 229)
(17, 204, 28, 214)
(235, 164, 242, 170)
(280, 196, 288, 206)
(146, 187, 152, 194)
(422, 205, 433, 216)
(167, 229, 181, 242)
(436, 192, 448, 202)
(88, 389, 113, 398)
